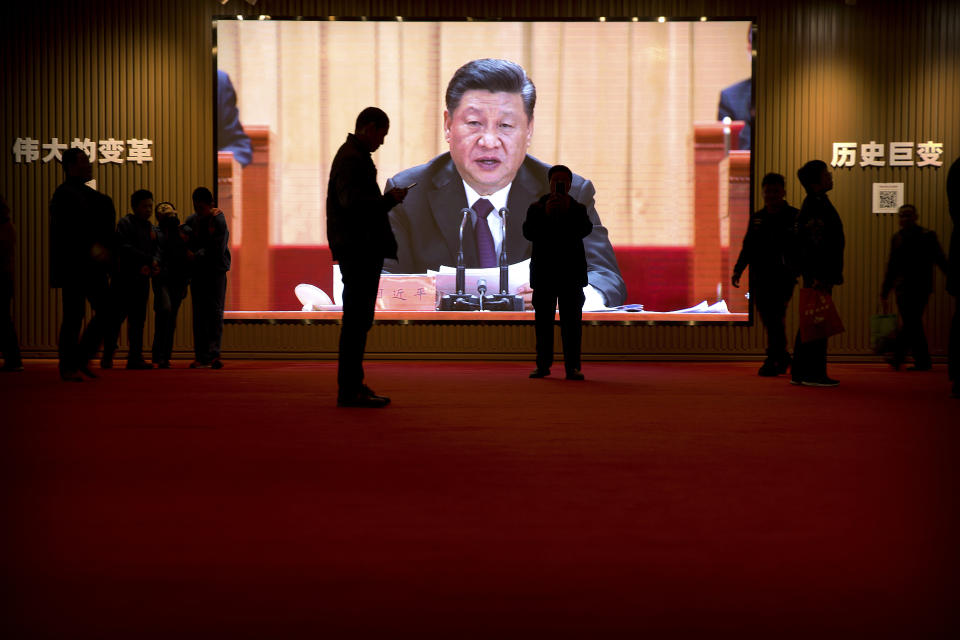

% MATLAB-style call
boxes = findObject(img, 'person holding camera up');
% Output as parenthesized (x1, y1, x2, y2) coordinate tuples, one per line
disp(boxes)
(523, 164, 594, 381)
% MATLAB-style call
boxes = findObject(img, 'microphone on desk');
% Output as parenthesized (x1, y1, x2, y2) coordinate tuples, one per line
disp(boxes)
(457, 207, 470, 295)
(477, 278, 487, 296)
(497, 207, 509, 294)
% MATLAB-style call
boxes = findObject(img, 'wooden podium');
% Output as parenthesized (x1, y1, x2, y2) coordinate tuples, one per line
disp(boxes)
(217, 124, 271, 311)
(692, 121, 750, 314)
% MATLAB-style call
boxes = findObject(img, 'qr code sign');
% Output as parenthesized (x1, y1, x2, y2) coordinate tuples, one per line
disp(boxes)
(872, 182, 903, 214)
(878, 189, 899, 210)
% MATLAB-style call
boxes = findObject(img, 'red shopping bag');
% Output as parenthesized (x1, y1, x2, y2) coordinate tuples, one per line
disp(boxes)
(799, 288, 845, 343)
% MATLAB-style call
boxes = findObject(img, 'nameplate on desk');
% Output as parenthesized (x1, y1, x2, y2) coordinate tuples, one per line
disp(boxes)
(375, 274, 437, 311)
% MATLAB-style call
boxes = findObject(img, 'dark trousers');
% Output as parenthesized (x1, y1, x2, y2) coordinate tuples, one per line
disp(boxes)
(0, 277, 22, 367)
(58, 274, 111, 374)
(533, 285, 585, 372)
(949, 296, 959, 382)
(753, 283, 794, 363)
(151, 279, 187, 364)
(191, 271, 227, 363)
(337, 255, 383, 395)
(103, 275, 150, 362)
(894, 290, 931, 368)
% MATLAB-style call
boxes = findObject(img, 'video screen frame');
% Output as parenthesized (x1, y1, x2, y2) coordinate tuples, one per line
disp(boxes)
(213, 16, 757, 326)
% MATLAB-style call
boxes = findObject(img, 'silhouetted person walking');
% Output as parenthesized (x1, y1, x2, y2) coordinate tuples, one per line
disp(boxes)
(947, 156, 960, 398)
(0, 195, 23, 372)
(791, 160, 845, 387)
(49, 148, 116, 381)
(185, 187, 230, 369)
(151, 202, 190, 368)
(328, 107, 408, 407)
(881, 204, 947, 371)
(523, 164, 593, 381)
(732, 172, 799, 376)
(102, 189, 159, 369)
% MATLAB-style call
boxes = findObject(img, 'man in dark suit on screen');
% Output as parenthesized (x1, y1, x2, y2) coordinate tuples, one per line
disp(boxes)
(383, 58, 625, 310)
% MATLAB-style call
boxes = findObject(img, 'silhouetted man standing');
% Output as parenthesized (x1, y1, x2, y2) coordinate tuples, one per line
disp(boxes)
(151, 201, 190, 368)
(881, 204, 947, 371)
(523, 165, 593, 381)
(732, 172, 799, 376)
(49, 148, 116, 381)
(185, 187, 230, 369)
(102, 189, 159, 369)
(328, 107, 408, 407)
(947, 156, 960, 398)
(791, 160, 845, 387)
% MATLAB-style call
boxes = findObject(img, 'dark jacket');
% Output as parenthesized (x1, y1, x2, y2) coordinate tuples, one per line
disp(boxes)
(733, 203, 799, 290)
(49, 177, 117, 288)
(881, 224, 948, 298)
(326, 133, 398, 262)
(184, 212, 231, 273)
(115, 213, 159, 279)
(947, 156, 960, 297)
(718, 78, 752, 150)
(796, 191, 845, 288)
(217, 70, 252, 167)
(522, 193, 594, 290)
(155, 215, 191, 288)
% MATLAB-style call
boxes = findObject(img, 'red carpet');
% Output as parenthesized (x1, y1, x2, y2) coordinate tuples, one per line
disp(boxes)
(1, 360, 958, 637)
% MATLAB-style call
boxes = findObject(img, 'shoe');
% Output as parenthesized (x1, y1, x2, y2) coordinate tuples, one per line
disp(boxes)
(210, 359, 224, 370)
(758, 362, 779, 377)
(78, 364, 98, 378)
(338, 390, 390, 408)
(60, 370, 83, 382)
(529, 368, 551, 378)
(126, 360, 154, 370)
(776, 356, 792, 375)
(885, 356, 902, 371)
(100, 355, 113, 369)
(565, 369, 585, 381)
(790, 378, 804, 385)
(906, 364, 932, 371)
(189, 360, 212, 369)
(359, 384, 390, 404)
(0, 364, 24, 372)
(155, 361, 171, 369)
(801, 376, 840, 387)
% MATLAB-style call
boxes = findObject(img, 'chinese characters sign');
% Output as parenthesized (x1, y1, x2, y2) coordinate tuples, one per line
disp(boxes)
(12, 136, 154, 164)
(831, 141, 943, 168)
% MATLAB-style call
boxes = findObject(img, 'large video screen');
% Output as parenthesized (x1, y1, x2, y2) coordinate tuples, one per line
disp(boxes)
(215, 18, 754, 321)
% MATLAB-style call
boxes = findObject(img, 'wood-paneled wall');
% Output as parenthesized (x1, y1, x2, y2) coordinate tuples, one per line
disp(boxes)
(3, 0, 958, 359)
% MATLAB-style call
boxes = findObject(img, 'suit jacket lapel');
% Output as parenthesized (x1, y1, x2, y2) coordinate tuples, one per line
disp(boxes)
(506, 159, 544, 262)
(428, 157, 471, 266)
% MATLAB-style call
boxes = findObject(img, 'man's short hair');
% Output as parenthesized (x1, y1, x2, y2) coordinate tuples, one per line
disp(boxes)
(61, 147, 87, 173)
(445, 58, 537, 122)
(192, 186, 214, 205)
(548, 164, 573, 181)
(797, 160, 828, 189)
(131, 189, 153, 210)
(355, 107, 389, 132)
(761, 172, 785, 188)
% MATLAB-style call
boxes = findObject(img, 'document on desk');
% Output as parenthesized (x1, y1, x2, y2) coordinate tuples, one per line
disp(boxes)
(431, 259, 531, 298)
